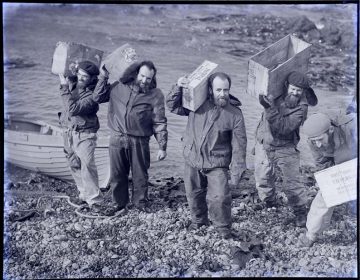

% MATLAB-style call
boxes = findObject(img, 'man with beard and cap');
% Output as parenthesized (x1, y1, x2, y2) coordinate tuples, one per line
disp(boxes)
(253, 71, 318, 227)
(93, 61, 168, 213)
(166, 72, 247, 239)
(297, 111, 357, 247)
(58, 60, 103, 210)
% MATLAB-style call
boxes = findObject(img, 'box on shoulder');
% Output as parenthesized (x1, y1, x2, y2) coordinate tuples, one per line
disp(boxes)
(51, 41, 104, 76)
(246, 34, 312, 99)
(182, 60, 218, 112)
(102, 43, 139, 83)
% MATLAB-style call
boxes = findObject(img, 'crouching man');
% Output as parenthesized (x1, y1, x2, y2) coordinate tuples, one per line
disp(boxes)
(297, 111, 357, 247)
(166, 72, 247, 239)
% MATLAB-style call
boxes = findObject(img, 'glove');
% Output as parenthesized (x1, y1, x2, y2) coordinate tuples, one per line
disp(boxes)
(259, 95, 271, 109)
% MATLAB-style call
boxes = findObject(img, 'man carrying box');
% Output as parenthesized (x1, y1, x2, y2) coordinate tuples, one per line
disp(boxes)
(93, 61, 168, 213)
(58, 61, 104, 210)
(166, 72, 247, 239)
(297, 111, 357, 247)
(253, 71, 318, 227)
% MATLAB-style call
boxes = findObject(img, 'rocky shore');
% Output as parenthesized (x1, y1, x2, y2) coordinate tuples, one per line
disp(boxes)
(3, 162, 357, 278)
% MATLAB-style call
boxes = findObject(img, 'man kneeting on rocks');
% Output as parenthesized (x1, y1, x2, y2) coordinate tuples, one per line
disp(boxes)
(166, 72, 247, 239)
(297, 111, 357, 247)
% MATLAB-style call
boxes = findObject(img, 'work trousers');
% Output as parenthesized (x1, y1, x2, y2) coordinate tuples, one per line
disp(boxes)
(109, 134, 150, 208)
(67, 131, 102, 206)
(184, 163, 232, 229)
(306, 191, 335, 240)
(254, 141, 307, 208)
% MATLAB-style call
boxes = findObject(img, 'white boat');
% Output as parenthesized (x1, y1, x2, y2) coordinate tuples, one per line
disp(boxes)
(4, 116, 110, 189)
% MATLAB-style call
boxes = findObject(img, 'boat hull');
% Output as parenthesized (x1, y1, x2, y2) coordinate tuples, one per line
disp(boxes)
(4, 118, 110, 189)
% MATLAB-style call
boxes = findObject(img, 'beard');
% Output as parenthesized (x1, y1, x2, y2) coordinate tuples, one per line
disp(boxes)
(284, 94, 301, 108)
(214, 96, 229, 107)
(77, 81, 86, 90)
(136, 80, 150, 92)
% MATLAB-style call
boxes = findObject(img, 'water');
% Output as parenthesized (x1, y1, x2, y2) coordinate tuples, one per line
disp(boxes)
(3, 3, 356, 177)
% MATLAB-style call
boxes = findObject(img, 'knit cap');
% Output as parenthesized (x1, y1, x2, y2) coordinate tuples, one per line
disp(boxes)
(287, 71, 318, 106)
(302, 113, 331, 138)
(77, 60, 100, 76)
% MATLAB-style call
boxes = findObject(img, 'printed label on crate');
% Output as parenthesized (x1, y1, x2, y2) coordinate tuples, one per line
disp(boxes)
(314, 158, 357, 208)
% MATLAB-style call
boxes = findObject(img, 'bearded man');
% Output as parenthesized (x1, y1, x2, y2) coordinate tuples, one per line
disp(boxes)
(253, 71, 318, 227)
(58, 60, 103, 209)
(93, 61, 168, 213)
(166, 72, 247, 239)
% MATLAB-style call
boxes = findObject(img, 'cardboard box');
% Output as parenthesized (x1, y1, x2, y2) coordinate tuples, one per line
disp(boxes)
(102, 43, 139, 83)
(246, 34, 312, 99)
(314, 158, 357, 208)
(182, 60, 218, 111)
(51, 41, 103, 76)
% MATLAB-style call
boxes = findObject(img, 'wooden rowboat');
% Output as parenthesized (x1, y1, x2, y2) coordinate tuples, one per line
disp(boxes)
(4, 117, 110, 189)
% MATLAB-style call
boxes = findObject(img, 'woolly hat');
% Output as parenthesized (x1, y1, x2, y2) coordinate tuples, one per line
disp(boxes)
(287, 71, 318, 106)
(302, 113, 331, 138)
(77, 60, 99, 76)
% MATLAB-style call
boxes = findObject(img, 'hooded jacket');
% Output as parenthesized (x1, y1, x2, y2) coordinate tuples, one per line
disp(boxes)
(255, 92, 308, 149)
(166, 85, 247, 177)
(307, 113, 357, 170)
(59, 80, 100, 133)
(93, 75, 168, 151)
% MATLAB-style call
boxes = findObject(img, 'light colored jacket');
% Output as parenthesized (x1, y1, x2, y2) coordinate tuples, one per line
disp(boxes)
(308, 113, 357, 170)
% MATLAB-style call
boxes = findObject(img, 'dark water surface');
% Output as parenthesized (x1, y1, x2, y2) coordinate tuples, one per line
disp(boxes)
(3, 3, 356, 177)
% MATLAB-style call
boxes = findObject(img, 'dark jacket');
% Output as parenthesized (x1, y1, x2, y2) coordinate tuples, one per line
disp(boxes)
(166, 85, 247, 177)
(93, 75, 168, 151)
(308, 113, 357, 170)
(255, 93, 308, 148)
(59, 81, 100, 133)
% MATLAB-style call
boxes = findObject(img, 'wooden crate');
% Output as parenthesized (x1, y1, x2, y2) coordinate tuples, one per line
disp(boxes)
(102, 43, 139, 83)
(246, 34, 311, 99)
(182, 60, 218, 111)
(51, 41, 103, 76)
(314, 158, 357, 208)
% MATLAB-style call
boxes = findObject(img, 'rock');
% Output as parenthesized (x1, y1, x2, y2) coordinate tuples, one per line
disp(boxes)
(5, 182, 14, 190)
(53, 235, 68, 241)
(290, 15, 317, 33)
(62, 259, 72, 268)
(311, 257, 321, 264)
(328, 257, 342, 269)
(298, 258, 309, 267)
(102, 266, 110, 274)
(87, 240, 98, 251)
(167, 235, 175, 240)
(28, 255, 37, 263)
(74, 223, 85, 232)
(72, 263, 79, 270)
(264, 260, 272, 269)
